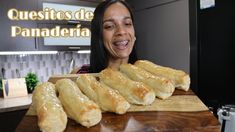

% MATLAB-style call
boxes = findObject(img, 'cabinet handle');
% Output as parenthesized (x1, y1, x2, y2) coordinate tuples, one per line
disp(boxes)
(68, 20, 80, 25)
(35, 37, 38, 49)
(68, 47, 81, 50)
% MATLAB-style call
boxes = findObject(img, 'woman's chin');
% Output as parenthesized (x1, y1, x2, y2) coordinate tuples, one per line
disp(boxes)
(115, 53, 130, 60)
(109, 46, 133, 60)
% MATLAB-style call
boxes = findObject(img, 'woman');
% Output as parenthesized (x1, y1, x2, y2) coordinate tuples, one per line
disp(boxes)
(76, 0, 137, 73)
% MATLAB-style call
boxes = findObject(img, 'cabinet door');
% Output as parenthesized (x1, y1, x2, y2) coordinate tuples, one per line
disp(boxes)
(0, 0, 38, 51)
(36, 22, 91, 51)
(127, 0, 176, 11)
(38, 0, 99, 7)
(36, 0, 98, 51)
(127, 0, 190, 73)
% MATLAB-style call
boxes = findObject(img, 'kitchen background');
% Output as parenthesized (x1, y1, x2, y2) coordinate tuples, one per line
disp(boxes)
(0, 52, 90, 82)
(0, 0, 234, 117)
(1, 0, 235, 131)
(0, 0, 98, 83)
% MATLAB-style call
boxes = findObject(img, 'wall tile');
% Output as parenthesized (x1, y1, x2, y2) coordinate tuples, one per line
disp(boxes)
(0, 52, 90, 82)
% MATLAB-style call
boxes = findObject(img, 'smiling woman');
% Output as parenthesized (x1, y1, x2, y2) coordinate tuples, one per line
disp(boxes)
(89, 0, 137, 73)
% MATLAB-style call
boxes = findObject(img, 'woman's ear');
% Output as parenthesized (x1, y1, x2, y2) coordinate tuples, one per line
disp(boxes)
(134, 36, 136, 41)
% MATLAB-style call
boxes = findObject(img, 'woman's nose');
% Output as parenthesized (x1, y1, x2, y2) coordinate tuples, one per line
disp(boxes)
(115, 25, 127, 36)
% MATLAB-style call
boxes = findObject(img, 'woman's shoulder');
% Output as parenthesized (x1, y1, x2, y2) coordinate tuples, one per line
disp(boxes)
(77, 64, 90, 74)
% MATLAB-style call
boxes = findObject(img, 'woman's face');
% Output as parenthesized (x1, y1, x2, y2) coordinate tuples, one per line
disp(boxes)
(102, 2, 135, 60)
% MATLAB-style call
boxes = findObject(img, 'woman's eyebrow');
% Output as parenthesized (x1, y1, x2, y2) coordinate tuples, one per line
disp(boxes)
(103, 16, 132, 24)
(103, 18, 114, 24)
(123, 16, 132, 20)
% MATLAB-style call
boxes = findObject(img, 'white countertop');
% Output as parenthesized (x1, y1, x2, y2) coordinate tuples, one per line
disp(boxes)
(0, 94, 32, 113)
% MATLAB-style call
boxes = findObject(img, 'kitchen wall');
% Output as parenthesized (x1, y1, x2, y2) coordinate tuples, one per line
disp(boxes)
(127, 0, 190, 73)
(0, 52, 90, 82)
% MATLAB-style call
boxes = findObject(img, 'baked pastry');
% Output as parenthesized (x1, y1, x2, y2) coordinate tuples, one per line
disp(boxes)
(32, 82, 67, 132)
(135, 60, 190, 91)
(100, 68, 155, 105)
(55, 79, 102, 128)
(76, 74, 130, 114)
(120, 63, 175, 99)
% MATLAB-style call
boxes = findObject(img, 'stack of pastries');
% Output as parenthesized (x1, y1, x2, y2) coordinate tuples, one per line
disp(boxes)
(32, 60, 190, 131)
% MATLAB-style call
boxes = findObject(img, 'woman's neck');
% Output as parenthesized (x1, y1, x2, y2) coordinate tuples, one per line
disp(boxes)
(108, 57, 129, 70)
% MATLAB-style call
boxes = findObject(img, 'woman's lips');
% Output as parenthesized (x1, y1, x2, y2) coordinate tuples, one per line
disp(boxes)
(113, 40, 129, 50)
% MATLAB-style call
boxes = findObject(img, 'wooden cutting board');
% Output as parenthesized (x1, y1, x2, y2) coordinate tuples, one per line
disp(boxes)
(17, 89, 220, 132)
(16, 74, 220, 132)
(129, 95, 208, 112)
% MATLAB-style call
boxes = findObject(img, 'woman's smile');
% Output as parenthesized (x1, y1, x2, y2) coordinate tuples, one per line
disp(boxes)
(113, 39, 129, 50)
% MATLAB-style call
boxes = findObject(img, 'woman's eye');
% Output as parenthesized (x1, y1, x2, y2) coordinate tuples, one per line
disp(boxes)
(104, 25, 114, 30)
(125, 22, 132, 26)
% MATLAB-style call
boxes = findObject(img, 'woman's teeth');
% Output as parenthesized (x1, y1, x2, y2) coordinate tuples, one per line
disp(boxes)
(113, 40, 128, 46)
(113, 40, 128, 50)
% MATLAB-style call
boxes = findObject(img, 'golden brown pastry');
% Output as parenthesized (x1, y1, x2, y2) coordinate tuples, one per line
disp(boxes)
(120, 63, 175, 99)
(134, 60, 190, 91)
(32, 82, 67, 132)
(55, 79, 102, 128)
(100, 68, 155, 105)
(76, 74, 130, 114)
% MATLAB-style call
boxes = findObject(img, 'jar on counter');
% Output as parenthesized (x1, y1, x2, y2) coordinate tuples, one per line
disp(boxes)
(217, 104, 235, 132)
